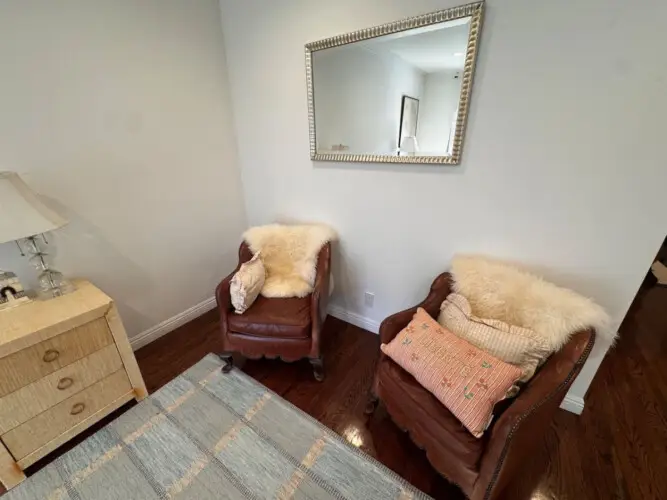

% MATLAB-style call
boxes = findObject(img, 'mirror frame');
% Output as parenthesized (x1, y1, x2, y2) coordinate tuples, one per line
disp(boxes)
(305, 1, 484, 165)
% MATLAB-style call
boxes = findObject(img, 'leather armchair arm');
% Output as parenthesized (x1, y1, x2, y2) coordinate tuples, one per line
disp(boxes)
(310, 243, 332, 354)
(471, 330, 595, 500)
(215, 267, 239, 335)
(378, 272, 453, 345)
(216, 242, 253, 334)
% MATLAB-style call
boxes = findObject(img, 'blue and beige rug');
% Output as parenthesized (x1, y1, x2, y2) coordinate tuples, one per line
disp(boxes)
(6, 354, 431, 499)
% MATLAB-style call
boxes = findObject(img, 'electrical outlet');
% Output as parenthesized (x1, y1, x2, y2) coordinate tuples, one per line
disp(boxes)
(364, 291, 375, 308)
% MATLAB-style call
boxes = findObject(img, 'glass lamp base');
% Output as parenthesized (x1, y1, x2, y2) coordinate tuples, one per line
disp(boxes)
(20, 235, 75, 301)
(37, 269, 75, 300)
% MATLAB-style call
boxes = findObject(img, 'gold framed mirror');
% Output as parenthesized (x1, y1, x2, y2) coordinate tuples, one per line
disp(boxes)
(306, 1, 484, 165)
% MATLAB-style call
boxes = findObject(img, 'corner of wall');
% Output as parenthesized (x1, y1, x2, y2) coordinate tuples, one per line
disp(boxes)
(130, 296, 217, 351)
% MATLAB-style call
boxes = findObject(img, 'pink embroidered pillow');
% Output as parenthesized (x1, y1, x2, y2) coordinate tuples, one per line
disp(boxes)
(380, 308, 522, 437)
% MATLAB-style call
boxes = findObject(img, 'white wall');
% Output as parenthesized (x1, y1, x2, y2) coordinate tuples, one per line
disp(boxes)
(417, 71, 462, 154)
(0, 0, 247, 339)
(313, 46, 424, 154)
(218, 0, 667, 404)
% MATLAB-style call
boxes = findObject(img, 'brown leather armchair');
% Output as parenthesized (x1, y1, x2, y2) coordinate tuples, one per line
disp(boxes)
(368, 272, 595, 500)
(215, 241, 331, 381)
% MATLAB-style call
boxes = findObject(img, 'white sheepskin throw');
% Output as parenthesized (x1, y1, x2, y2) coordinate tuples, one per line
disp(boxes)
(243, 224, 336, 298)
(451, 255, 614, 350)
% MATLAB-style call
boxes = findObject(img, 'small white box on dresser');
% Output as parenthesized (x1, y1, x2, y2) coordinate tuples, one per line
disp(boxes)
(0, 280, 147, 490)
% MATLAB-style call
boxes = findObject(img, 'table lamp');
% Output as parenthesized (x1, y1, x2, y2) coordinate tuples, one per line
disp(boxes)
(0, 171, 73, 308)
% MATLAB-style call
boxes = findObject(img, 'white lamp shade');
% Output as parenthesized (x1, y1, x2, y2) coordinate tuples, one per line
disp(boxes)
(400, 136, 419, 153)
(0, 172, 67, 245)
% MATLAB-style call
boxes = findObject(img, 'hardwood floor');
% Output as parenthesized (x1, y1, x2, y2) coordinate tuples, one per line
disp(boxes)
(2, 285, 666, 498)
(528, 284, 667, 500)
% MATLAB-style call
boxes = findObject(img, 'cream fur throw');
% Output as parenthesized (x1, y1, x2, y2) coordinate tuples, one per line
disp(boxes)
(451, 255, 614, 350)
(243, 224, 336, 298)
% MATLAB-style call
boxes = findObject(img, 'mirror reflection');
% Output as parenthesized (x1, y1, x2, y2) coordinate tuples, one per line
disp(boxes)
(312, 17, 471, 159)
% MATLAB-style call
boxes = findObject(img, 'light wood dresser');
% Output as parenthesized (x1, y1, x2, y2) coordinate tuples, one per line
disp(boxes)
(0, 280, 147, 490)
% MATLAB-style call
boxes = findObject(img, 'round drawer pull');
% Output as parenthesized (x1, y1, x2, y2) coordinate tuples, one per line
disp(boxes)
(43, 349, 60, 363)
(70, 403, 86, 416)
(57, 377, 74, 390)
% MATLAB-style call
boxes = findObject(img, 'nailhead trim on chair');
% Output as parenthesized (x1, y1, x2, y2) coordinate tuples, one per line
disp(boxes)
(482, 334, 595, 500)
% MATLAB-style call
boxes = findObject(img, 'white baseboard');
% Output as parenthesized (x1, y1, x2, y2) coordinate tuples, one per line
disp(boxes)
(130, 297, 217, 351)
(328, 305, 380, 334)
(560, 394, 585, 415)
(129, 300, 380, 352)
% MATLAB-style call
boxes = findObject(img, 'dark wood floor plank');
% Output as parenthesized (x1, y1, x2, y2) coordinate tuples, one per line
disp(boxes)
(2, 285, 666, 499)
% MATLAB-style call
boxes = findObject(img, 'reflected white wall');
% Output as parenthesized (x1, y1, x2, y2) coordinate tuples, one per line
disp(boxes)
(417, 71, 462, 154)
(313, 46, 424, 154)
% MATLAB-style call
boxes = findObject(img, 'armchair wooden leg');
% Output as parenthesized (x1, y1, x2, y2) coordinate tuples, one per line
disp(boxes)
(218, 353, 234, 373)
(309, 357, 325, 382)
(365, 390, 379, 415)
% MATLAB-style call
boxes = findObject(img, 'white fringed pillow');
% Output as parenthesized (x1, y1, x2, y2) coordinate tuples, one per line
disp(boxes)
(230, 253, 265, 314)
(451, 255, 613, 349)
(438, 293, 551, 382)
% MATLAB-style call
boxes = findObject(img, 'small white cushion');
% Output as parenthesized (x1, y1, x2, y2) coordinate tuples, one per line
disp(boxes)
(230, 253, 265, 314)
(438, 294, 551, 382)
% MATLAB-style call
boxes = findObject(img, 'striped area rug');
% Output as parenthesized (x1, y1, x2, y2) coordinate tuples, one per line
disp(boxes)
(6, 354, 431, 499)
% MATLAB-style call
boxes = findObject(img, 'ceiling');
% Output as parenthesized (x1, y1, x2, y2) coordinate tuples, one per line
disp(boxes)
(361, 19, 471, 73)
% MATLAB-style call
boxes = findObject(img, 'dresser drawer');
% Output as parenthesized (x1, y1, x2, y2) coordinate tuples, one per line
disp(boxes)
(0, 344, 123, 434)
(2, 369, 132, 460)
(0, 318, 113, 398)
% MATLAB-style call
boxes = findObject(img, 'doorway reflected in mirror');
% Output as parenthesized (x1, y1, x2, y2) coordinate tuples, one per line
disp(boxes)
(398, 96, 420, 156)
